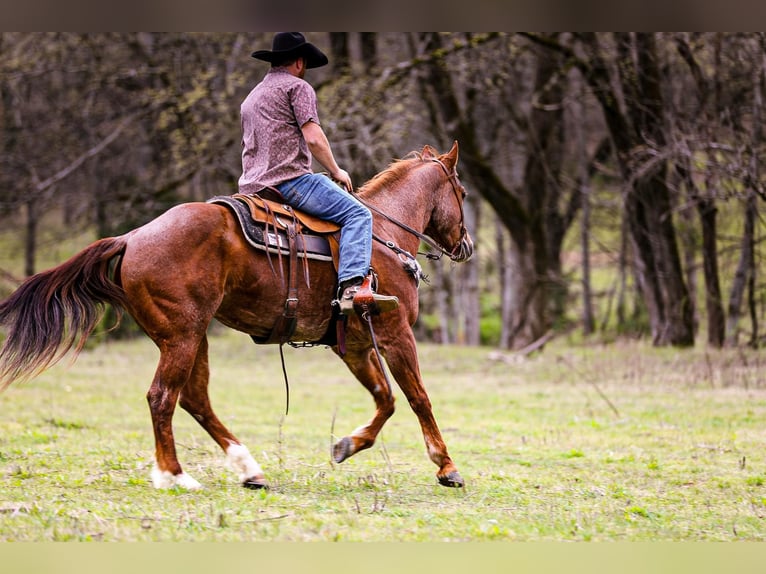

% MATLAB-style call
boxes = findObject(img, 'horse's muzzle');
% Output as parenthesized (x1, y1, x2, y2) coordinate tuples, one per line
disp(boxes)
(451, 236, 474, 262)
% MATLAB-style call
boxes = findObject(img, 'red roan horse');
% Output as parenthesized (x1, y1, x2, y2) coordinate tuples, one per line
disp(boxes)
(0, 142, 473, 490)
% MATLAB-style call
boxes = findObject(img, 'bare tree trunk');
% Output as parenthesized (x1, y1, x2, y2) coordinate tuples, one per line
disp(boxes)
(580, 171, 595, 336)
(678, 159, 726, 347)
(617, 215, 629, 327)
(435, 263, 451, 344)
(494, 34, 567, 348)
(359, 33, 377, 73)
(575, 33, 694, 346)
(747, 39, 764, 348)
(445, 194, 481, 346)
(574, 75, 595, 335)
(727, 192, 757, 346)
(497, 218, 513, 348)
(726, 39, 763, 347)
(747, 212, 758, 348)
(505, 241, 548, 346)
(674, 168, 699, 336)
(329, 33, 350, 74)
(23, 199, 37, 276)
(462, 195, 481, 345)
(674, 33, 726, 347)
(699, 184, 726, 347)
(525, 36, 565, 333)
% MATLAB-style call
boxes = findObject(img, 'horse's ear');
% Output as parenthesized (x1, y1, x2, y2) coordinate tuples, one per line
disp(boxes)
(441, 140, 459, 170)
(422, 144, 438, 159)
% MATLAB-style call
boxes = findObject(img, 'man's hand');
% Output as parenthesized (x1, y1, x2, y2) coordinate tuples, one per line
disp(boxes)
(331, 168, 353, 193)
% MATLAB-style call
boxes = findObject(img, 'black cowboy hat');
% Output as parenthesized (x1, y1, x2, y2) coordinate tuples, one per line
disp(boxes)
(251, 32, 328, 69)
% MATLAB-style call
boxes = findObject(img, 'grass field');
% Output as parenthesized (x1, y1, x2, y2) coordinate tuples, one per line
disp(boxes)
(1, 329, 766, 542)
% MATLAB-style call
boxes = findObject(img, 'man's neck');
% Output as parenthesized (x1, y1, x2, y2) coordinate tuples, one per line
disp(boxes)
(269, 61, 305, 80)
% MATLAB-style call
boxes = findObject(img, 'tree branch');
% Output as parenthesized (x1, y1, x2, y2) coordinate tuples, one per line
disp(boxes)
(33, 112, 140, 193)
(376, 32, 504, 90)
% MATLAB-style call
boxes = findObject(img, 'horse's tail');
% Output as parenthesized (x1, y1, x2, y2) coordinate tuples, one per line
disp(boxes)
(0, 236, 129, 390)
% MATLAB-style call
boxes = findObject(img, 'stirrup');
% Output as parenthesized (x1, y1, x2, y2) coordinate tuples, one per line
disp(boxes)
(337, 276, 399, 316)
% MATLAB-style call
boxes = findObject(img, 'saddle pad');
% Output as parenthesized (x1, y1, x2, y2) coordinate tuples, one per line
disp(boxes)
(208, 195, 334, 262)
(232, 193, 341, 235)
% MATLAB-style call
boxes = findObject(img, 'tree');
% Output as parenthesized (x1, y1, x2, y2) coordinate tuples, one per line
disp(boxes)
(673, 33, 727, 347)
(526, 32, 695, 347)
(409, 32, 578, 348)
(725, 34, 765, 347)
(0, 33, 257, 275)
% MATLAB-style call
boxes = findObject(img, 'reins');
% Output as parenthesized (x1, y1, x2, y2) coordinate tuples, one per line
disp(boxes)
(363, 201, 445, 261)
(354, 158, 468, 263)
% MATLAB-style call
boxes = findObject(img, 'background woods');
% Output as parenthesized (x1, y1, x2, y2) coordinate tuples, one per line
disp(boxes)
(0, 33, 764, 350)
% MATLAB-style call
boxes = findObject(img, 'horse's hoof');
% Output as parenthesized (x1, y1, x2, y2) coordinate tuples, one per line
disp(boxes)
(332, 436, 354, 464)
(242, 476, 269, 490)
(438, 471, 464, 488)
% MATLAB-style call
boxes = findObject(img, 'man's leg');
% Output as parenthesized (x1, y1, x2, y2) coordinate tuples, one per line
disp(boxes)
(276, 174, 398, 314)
(277, 173, 371, 282)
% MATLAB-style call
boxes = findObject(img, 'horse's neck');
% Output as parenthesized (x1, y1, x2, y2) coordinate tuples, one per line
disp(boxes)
(360, 164, 434, 238)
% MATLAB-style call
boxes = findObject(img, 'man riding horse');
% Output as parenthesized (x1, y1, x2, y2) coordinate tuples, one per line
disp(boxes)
(240, 32, 399, 316)
(0, 33, 475, 490)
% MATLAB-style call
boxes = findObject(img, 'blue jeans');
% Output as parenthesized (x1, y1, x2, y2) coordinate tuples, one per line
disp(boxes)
(276, 173, 372, 284)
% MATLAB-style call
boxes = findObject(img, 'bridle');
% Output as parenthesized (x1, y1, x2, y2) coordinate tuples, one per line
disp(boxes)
(357, 158, 469, 263)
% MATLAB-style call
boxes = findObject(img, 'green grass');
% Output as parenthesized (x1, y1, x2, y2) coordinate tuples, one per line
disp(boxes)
(1, 330, 766, 541)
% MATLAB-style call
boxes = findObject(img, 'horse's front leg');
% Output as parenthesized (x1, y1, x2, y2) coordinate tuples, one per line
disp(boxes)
(383, 331, 464, 487)
(332, 347, 396, 464)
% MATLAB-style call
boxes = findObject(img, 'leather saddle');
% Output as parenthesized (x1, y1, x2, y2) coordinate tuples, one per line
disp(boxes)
(207, 192, 341, 346)
(208, 192, 340, 263)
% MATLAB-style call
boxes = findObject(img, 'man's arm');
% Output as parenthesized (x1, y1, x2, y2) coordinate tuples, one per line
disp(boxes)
(301, 120, 353, 192)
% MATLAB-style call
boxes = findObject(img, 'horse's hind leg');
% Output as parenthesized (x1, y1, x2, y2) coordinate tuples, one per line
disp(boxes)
(332, 347, 396, 464)
(383, 333, 463, 487)
(146, 338, 205, 490)
(178, 335, 268, 489)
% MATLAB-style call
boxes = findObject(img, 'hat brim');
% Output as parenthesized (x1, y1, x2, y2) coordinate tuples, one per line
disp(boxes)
(251, 43, 328, 69)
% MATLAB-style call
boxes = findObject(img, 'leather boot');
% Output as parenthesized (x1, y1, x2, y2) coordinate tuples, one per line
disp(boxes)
(338, 275, 399, 316)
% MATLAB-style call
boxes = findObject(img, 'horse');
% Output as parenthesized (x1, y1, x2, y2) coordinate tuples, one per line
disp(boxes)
(0, 141, 473, 490)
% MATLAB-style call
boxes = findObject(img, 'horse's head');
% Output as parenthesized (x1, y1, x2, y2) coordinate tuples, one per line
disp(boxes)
(422, 141, 474, 263)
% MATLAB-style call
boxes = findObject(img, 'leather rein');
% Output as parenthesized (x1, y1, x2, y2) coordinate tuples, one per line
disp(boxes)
(355, 158, 468, 263)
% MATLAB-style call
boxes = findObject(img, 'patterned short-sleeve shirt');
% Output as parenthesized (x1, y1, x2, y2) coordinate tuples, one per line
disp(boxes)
(238, 67, 320, 193)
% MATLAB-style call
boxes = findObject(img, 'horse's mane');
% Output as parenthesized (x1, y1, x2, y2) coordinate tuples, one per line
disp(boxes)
(358, 151, 426, 197)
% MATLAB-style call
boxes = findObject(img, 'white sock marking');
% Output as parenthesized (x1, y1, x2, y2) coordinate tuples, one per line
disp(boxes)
(151, 464, 202, 490)
(226, 443, 264, 482)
